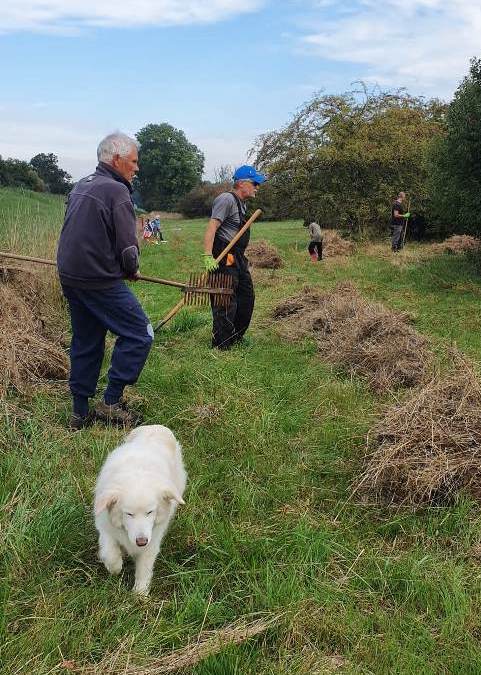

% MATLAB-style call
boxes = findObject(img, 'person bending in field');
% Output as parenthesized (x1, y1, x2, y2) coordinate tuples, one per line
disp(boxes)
(306, 218, 323, 261)
(57, 132, 153, 430)
(202, 165, 267, 350)
(391, 191, 410, 252)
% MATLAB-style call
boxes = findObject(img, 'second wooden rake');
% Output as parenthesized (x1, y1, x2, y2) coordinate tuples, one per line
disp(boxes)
(0, 251, 234, 308)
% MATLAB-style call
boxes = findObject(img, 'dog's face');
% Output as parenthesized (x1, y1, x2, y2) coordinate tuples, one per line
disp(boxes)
(95, 485, 184, 548)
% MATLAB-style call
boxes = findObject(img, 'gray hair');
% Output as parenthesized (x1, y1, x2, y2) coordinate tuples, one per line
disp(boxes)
(97, 132, 139, 163)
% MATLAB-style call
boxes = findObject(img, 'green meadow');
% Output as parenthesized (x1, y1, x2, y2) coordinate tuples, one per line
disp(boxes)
(2, 187, 481, 674)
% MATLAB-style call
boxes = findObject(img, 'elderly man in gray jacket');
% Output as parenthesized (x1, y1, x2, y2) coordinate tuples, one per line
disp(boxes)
(57, 132, 153, 429)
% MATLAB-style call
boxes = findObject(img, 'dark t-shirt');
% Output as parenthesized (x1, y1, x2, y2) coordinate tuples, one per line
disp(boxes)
(391, 200, 405, 227)
(211, 192, 247, 244)
(211, 192, 249, 269)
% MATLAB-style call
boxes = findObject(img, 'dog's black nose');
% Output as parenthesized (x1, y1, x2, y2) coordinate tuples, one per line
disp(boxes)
(136, 537, 148, 547)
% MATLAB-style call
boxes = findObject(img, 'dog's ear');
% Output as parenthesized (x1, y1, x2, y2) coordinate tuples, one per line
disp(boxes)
(161, 486, 185, 506)
(95, 491, 119, 516)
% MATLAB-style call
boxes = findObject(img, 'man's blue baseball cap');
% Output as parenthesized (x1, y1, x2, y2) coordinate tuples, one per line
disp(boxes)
(232, 165, 267, 185)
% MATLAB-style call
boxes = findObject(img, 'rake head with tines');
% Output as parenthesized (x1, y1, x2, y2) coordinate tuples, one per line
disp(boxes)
(183, 271, 233, 307)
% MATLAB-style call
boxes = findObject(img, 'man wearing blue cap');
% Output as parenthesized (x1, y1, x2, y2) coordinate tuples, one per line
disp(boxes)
(202, 164, 267, 350)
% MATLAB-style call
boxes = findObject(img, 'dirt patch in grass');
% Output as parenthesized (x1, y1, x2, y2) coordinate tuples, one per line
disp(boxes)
(323, 230, 355, 257)
(355, 355, 481, 506)
(247, 240, 283, 269)
(0, 265, 68, 398)
(273, 282, 431, 393)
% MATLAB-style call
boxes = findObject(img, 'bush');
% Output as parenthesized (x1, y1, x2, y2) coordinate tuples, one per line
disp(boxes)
(0, 157, 44, 192)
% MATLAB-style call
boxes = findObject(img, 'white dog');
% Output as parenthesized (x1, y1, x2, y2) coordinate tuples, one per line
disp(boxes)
(94, 424, 187, 595)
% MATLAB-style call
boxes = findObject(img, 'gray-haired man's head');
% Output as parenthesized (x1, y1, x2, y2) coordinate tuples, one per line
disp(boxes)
(97, 132, 140, 183)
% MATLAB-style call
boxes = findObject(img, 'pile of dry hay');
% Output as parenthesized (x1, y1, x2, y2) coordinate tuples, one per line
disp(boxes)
(323, 230, 355, 257)
(247, 240, 283, 269)
(356, 358, 481, 505)
(0, 265, 68, 398)
(273, 282, 431, 392)
(433, 234, 480, 254)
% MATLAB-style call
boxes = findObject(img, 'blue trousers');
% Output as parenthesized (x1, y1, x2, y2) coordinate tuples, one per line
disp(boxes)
(62, 282, 153, 408)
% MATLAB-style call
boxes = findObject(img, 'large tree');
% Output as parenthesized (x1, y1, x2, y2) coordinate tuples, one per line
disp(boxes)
(428, 58, 481, 236)
(251, 86, 446, 233)
(30, 153, 73, 195)
(135, 123, 204, 210)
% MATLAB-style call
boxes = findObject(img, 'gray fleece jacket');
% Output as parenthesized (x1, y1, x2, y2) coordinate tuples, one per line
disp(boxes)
(57, 163, 139, 289)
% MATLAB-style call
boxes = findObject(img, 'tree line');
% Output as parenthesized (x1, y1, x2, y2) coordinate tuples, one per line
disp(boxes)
(176, 57, 481, 240)
(250, 58, 481, 239)
(1, 56, 480, 239)
(0, 153, 73, 195)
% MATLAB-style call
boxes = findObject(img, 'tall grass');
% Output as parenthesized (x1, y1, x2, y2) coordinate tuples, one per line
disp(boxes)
(0, 187, 65, 258)
(2, 189, 481, 673)
(0, 187, 67, 313)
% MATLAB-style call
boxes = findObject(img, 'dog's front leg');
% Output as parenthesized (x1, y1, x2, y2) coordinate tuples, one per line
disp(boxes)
(133, 548, 158, 595)
(98, 533, 123, 575)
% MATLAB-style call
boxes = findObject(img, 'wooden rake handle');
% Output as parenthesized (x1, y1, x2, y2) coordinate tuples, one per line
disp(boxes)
(401, 197, 411, 247)
(155, 208, 263, 331)
(0, 251, 57, 267)
(0, 251, 218, 293)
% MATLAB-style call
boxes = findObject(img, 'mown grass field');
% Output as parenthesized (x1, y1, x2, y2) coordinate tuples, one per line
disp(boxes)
(2, 187, 481, 674)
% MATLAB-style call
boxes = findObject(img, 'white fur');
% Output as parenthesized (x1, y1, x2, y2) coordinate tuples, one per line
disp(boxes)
(94, 425, 187, 595)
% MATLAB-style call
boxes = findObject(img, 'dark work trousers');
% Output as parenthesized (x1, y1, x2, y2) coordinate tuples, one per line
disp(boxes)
(62, 282, 153, 410)
(211, 265, 255, 350)
(391, 223, 405, 251)
(308, 240, 323, 260)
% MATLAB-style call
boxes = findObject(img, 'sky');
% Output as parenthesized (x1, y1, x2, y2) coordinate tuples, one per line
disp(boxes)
(0, 0, 479, 180)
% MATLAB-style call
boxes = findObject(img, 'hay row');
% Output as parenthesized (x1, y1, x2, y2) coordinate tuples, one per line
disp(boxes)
(271, 281, 481, 506)
(322, 230, 355, 257)
(273, 282, 431, 393)
(431, 234, 479, 254)
(355, 355, 481, 506)
(247, 240, 283, 269)
(0, 266, 68, 398)
(67, 615, 280, 674)
(246, 231, 354, 271)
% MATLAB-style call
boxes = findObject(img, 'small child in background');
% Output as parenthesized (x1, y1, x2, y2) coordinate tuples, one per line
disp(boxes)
(151, 214, 166, 243)
(142, 218, 153, 242)
(306, 219, 323, 261)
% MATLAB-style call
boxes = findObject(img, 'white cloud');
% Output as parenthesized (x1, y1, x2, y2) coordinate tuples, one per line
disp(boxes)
(300, 0, 481, 97)
(0, 0, 264, 33)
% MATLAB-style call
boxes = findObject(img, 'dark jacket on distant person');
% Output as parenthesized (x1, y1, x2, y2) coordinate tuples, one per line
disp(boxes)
(57, 163, 139, 289)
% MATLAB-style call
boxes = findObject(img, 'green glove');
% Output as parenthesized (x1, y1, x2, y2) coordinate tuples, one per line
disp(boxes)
(203, 254, 218, 272)
(403, 212, 411, 218)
